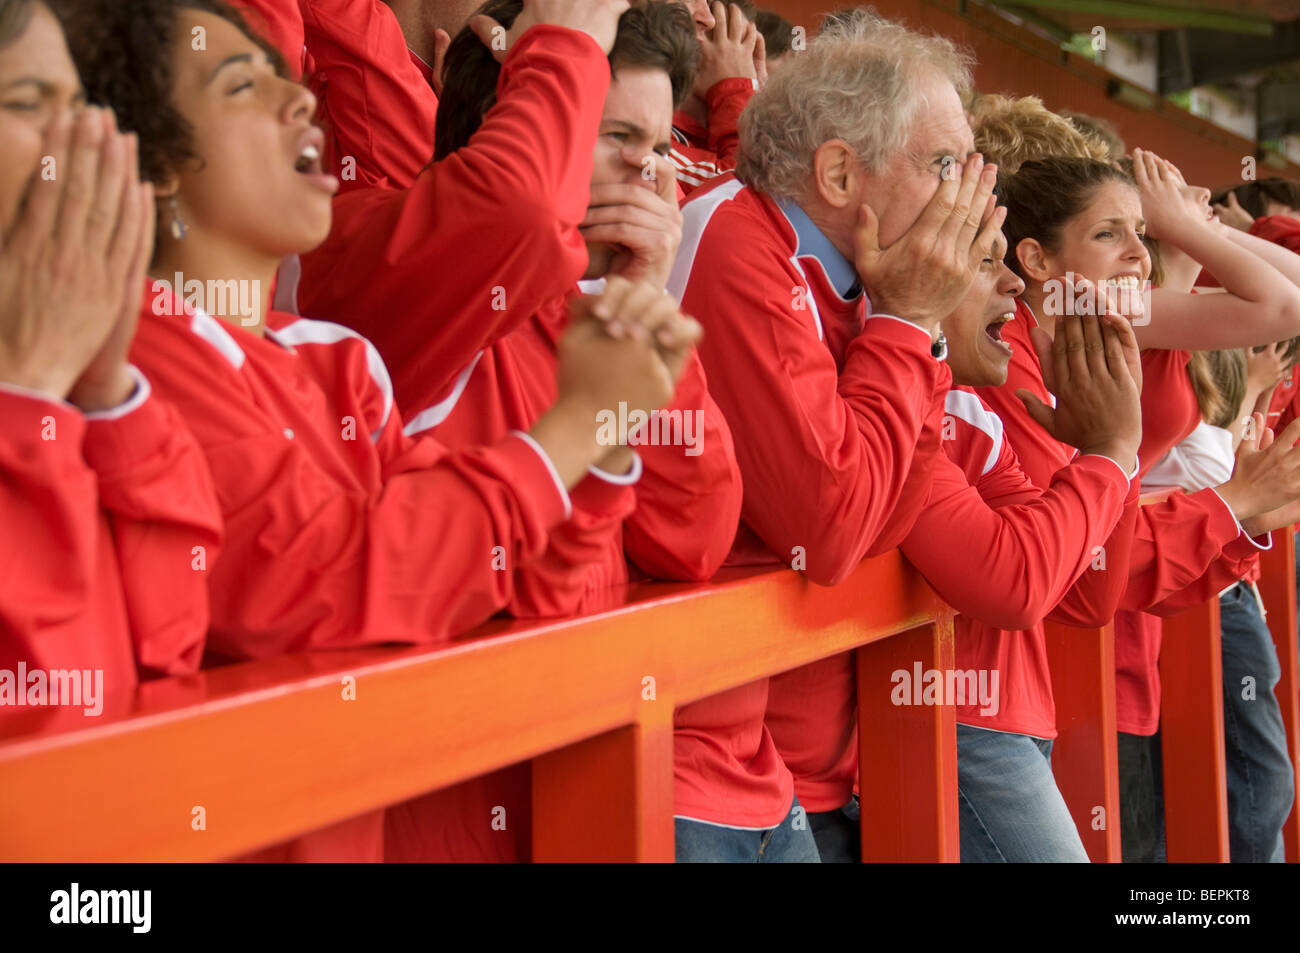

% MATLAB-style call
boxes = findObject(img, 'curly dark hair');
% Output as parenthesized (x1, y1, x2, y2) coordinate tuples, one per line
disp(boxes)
(46, 0, 287, 185)
(0, 0, 35, 49)
(434, 0, 699, 161)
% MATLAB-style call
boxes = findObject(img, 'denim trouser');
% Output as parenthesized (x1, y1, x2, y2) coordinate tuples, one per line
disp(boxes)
(1118, 730, 1161, 862)
(674, 796, 821, 862)
(807, 798, 861, 863)
(1220, 582, 1294, 862)
(957, 723, 1090, 862)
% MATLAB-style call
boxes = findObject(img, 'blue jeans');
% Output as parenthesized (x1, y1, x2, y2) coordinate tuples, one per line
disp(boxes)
(957, 723, 1090, 862)
(674, 797, 821, 863)
(1220, 582, 1294, 862)
(807, 798, 861, 863)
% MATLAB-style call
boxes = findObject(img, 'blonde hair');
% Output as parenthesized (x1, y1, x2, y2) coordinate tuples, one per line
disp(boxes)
(970, 94, 1107, 173)
(738, 9, 972, 200)
(1190, 349, 1245, 429)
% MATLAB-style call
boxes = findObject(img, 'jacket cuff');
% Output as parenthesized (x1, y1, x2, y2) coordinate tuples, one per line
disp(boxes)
(570, 452, 642, 517)
(705, 76, 757, 108)
(507, 430, 573, 523)
(81, 368, 175, 475)
(864, 314, 940, 356)
(0, 386, 86, 465)
(1204, 486, 1272, 551)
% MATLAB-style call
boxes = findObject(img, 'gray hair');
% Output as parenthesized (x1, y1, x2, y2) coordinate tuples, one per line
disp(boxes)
(738, 9, 973, 201)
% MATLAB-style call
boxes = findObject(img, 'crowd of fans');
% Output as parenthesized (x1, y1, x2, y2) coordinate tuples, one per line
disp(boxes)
(3, 0, 1300, 862)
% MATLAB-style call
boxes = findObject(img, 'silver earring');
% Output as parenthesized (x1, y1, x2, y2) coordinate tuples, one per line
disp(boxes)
(169, 196, 187, 241)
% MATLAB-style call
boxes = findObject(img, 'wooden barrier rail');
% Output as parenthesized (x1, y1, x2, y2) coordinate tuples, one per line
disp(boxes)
(0, 554, 957, 863)
(2, 517, 1296, 862)
(1048, 489, 1300, 863)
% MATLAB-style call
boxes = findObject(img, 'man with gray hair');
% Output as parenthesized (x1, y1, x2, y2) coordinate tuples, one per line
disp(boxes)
(666, 9, 1000, 861)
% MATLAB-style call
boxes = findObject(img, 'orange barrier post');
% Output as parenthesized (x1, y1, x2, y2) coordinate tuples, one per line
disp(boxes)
(1159, 596, 1230, 861)
(857, 617, 960, 861)
(1044, 620, 1121, 862)
(1255, 525, 1300, 862)
(0, 554, 953, 863)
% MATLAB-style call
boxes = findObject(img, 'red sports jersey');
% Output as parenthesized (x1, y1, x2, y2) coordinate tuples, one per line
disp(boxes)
(298, 0, 440, 192)
(974, 301, 1270, 736)
(0, 378, 221, 690)
(129, 291, 576, 860)
(298, 25, 607, 407)
(233, 0, 305, 73)
(668, 78, 754, 197)
(1250, 214, 1300, 253)
(767, 389, 1134, 811)
(670, 174, 949, 824)
(382, 277, 741, 857)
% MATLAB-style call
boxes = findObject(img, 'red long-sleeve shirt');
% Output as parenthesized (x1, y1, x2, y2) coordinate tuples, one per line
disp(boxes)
(0, 376, 222, 697)
(670, 174, 949, 825)
(298, 25, 607, 407)
(129, 293, 575, 860)
(766, 389, 1134, 811)
(974, 301, 1271, 736)
(668, 79, 754, 197)
(400, 283, 742, 608)
(235, 1, 439, 191)
(382, 278, 742, 858)
(233, 0, 305, 72)
(298, 0, 440, 191)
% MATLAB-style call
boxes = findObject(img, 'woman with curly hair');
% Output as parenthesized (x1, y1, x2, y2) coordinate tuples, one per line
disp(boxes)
(46, 0, 696, 859)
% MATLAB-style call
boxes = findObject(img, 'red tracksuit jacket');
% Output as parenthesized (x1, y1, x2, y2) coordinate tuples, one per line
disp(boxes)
(237, 0, 439, 191)
(129, 292, 575, 860)
(975, 301, 1270, 737)
(765, 387, 1138, 812)
(669, 174, 950, 825)
(381, 279, 743, 860)
(298, 25, 606, 408)
(668, 79, 754, 197)
(0, 377, 222, 696)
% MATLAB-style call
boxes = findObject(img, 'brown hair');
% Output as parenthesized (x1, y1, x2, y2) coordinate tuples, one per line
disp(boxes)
(0, 0, 33, 48)
(1211, 177, 1300, 219)
(970, 94, 1107, 174)
(1190, 349, 1245, 429)
(434, 0, 699, 161)
(999, 157, 1135, 279)
(754, 8, 794, 57)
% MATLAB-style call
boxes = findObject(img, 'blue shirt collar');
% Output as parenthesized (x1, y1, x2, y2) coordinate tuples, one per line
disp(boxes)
(776, 197, 863, 300)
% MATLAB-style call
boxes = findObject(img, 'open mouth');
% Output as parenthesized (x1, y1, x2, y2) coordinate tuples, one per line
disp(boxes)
(985, 310, 1014, 344)
(294, 143, 322, 175)
(1101, 274, 1145, 316)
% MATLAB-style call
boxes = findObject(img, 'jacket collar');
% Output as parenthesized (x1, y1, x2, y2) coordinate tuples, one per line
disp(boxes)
(775, 197, 862, 300)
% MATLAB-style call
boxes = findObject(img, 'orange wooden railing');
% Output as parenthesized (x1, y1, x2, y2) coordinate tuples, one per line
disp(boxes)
(1048, 488, 1300, 863)
(2, 516, 1296, 862)
(0, 554, 958, 863)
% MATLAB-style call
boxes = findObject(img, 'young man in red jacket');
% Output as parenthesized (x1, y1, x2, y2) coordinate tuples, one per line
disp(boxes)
(669, 10, 1001, 861)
